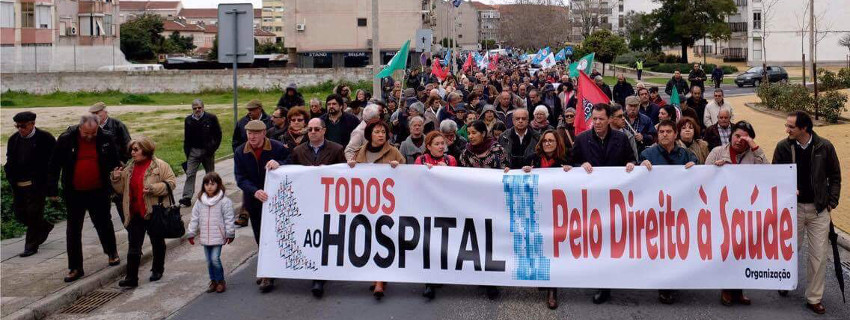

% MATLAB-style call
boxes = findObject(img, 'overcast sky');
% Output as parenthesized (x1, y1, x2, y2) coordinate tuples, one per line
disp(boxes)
(179, 0, 507, 9)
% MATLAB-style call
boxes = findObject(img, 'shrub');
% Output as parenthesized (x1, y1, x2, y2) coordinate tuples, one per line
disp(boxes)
(120, 94, 153, 104)
(817, 91, 848, 123)
(613, 52, 638, 67)
(720, 65, 739, 74)
(0, 99, 15, 106)
(836, 67, 850, 89)
(757, 83, 812, 113)
(817, 68, 841, 91)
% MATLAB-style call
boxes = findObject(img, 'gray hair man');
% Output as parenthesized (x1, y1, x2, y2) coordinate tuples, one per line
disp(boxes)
(180, 98, 222, 206)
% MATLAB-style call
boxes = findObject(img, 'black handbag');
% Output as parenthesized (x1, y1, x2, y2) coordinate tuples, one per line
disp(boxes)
(148, 182, 185, 238)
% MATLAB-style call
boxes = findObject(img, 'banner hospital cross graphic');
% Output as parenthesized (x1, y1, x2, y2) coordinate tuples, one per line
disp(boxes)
(503, 174, 550, 281)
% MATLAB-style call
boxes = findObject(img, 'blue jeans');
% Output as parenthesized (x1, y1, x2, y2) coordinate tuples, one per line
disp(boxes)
(204, 245, 224, 281)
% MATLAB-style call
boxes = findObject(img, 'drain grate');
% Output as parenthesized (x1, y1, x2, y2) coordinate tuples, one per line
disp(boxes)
(60, 289, 123, 314)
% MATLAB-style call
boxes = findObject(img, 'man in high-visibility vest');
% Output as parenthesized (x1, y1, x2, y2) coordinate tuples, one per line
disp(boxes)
(636, 59, 644, 80)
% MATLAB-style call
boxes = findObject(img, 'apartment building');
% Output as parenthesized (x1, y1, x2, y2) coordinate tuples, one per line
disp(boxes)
(1, 0, 128, 73)
(707, 0, 849, 66)
(282, 0, 425, 68)
(432, 0, 479, 51)
(261, 0, 284, 43)
(178, 7, 262, 29)
(469, 1, 498, 44)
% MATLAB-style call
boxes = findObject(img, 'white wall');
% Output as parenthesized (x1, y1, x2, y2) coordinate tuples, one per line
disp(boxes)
(751, 0, 850, 66)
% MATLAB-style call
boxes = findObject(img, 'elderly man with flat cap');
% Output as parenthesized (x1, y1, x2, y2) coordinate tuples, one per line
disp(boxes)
(232, 99, 272, 152)
(233, 119, 289, 293)
(89, 102, 131, 162)
(5, 111, 56, 257)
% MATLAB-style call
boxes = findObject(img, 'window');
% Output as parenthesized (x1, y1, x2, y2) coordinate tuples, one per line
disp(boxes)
(357, 18, 367, 27)
(103, 14, 112, 36)
(753, 11, 761, 30)
(275, 26, 282, 31)
(1, 1, 13, 28)
(21, 2, 34, 28)
(36, 5, 51, 29)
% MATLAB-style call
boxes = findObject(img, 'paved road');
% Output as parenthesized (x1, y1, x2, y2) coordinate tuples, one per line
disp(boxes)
(170, 257, 849, 320)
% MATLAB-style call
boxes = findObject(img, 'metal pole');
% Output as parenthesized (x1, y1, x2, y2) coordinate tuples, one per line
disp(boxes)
(34, 45, 37, 73)
(371, 0, 381, 97)
(809, 0, 817, 119)
(74, 41, 77, 72)
(232, 9, 239, 126)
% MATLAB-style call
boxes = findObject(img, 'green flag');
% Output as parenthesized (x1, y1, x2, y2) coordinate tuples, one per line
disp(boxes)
(375, 40, 411, 79)
(670, 84, 680, 106)
(569, 53, 595, 78)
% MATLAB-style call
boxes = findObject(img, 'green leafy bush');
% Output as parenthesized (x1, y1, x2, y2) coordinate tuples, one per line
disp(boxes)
(817, 91, 849, 123)
(757, 83, 812, 112)
(817, 68, 841, 91)
(835, 67, 850, 89)
(120, 94, 153, 104)
(0, 99, 15, 106)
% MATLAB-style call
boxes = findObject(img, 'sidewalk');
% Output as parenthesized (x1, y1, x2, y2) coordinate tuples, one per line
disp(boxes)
(1, 157, 252, 320)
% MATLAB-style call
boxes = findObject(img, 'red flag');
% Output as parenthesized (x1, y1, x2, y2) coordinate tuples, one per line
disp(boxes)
(574, 71, 609, 134)
(462, 52, 473, 73)
(488, 53, 499, 70)
(431, 58, 449, 81)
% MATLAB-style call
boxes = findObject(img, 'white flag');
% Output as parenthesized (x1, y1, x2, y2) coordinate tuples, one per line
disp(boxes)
(540, 52, 557, 69)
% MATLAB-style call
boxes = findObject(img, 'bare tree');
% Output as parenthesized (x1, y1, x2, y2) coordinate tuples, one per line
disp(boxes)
(570, 0, 607, 39)
(840, 33, 850, 54)
(499, 0, 571, 50)
(759, 0, 780, 63)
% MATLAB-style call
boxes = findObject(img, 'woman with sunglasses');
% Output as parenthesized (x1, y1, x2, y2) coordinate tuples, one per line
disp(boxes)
(280, 108, 309, 149)
(111, 136, 176, 288)
(557, 107, 577, 151)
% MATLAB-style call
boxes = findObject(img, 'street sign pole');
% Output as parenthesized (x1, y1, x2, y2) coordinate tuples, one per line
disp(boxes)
(226, 8, 246, 126)
(218, 3, 254, 126)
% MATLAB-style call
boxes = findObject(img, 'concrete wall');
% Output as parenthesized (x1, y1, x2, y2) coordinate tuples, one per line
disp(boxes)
(0, 68, 374, 94)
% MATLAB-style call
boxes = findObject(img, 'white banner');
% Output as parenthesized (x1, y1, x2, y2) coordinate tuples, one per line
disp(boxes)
(258, 164, 798, 289)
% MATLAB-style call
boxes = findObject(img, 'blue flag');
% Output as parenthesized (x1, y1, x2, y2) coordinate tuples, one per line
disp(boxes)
(452, 0, 463, 7)
(441, 49, 451, 66)
(555, 49, 566, 62)
(564, 46, 573, 56)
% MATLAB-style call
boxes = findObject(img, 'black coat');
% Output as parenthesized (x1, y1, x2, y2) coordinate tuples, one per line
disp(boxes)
(4, 128, 56, 192)
(772, 133, 842, 212)
(612, 82, 635, 106)
(321, 112, 360, 146)
(183, 112, 222, 158)
(277, 90, 305, 110)
(233, 138, 289, 198)
(665, 77, 689, 96)
(101, 117, 131, 162)
(47, 126, 121, 197)
(571, 129, 636, 167)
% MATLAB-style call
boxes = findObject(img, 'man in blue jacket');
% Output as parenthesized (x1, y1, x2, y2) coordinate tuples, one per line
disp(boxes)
(234, 120, 289, 293)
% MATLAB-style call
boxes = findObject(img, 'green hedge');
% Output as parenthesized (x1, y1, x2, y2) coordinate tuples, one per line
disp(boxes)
(757, 82, 848, 123)
(819, 68, 850, 91)
(1, 171, 67, 240)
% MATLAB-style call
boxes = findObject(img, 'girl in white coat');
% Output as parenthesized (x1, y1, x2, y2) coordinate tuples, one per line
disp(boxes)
(187, 172, 235, 293)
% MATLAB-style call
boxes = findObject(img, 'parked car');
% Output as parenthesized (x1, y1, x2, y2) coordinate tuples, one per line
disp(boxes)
(735, 66, 789, 87)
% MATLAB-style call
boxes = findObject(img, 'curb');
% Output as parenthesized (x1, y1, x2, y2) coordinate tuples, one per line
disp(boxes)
(6, 186, 244, 320)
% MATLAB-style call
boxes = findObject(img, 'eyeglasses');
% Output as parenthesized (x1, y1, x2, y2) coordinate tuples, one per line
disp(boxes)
(192, 107, 203, 110)
(307, 127, 323, 132)
(564, 114, 575, 118)
(14, 123, 31, 129)
(514, 117, 528, 121)
(131, 147, 141, 152)
(542, 139, 556, 145)
(291, 118, 305, 122)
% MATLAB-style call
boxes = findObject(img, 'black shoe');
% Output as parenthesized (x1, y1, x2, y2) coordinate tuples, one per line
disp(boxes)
(259, 278, 275, 293)
(149, 272, 163, 282)
(108, 255, 121, 266)
(64, 269, 84, 282)
(311, 281, 324, 298)
(485, 286, 500, 300)
(592, 289, 611, 304)
(423, 285, 436, 300)
(658, 290, 675, 304)
(19, 249, 38, 257)
(778, 290, 789, 297)
(118, 278, 138, 288)
(179, 197, 192, 207)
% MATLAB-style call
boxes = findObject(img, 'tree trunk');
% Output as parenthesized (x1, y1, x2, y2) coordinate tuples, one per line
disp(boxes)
(681, 40, 689, 64)
(602, 62, 606, 76)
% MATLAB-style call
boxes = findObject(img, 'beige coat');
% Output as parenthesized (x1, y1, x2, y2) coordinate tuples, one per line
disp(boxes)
(111, 157, 177, 227)
(354, 143, 406, 164)
(705, 144, 767, 165)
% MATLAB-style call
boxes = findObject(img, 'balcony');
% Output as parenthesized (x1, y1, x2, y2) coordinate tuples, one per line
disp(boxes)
(722, 47, 747, 62)
(1, 28, 14, 45)
(78, 1, 116, 15)
(20, 28, 53, 44)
